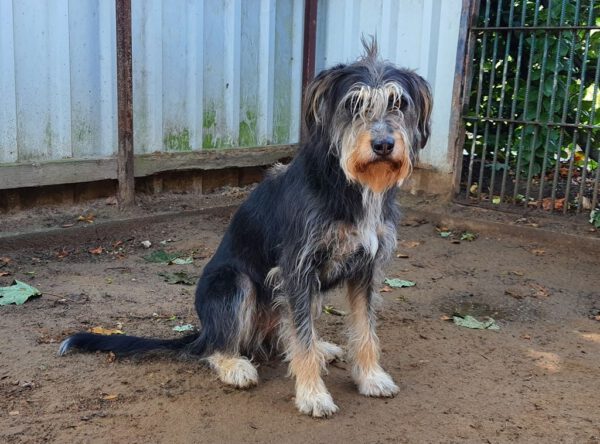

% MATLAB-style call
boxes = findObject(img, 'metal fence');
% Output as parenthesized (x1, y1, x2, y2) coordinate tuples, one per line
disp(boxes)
(460, 0, 600, 214)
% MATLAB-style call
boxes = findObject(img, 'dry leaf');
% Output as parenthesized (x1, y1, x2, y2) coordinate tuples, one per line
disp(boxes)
(89, 246, 104, 255)
(8, 411, 19, 416)
(61, 223, 76, 228)
(440, 315, 452, 321)
(531, 249, 545, 256)
(0, 257, 11, 265)
(581, 196, 592, 210)
(77, 213, 96, 223)
(56, 249, 70, 259)
(530, 283, 550, 298)
(541, 197, 565, 211)
(88, 326, 124, 335)
(380, 285, 393, 293)
(521, 334, 531, 340)
(113, 240, 124, 248)
(0, 271, 10, 277)
(400, 241, 421, 249)
(593, 315, 600, 322)
(396, 253, 409, 258)
(101, 394, 118, 401)
(510, 270, 524, 276)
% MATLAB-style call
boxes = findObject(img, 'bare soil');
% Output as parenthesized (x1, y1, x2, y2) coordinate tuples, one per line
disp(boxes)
(1, 195, 599, 443)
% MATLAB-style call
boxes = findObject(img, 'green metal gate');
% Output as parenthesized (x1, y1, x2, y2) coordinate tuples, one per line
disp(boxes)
(460, 0, 600, 216)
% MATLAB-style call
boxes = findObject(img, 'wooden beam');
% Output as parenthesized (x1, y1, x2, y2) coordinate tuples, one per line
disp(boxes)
(116, 0, 135, 208)
(0, 145, 297, 190)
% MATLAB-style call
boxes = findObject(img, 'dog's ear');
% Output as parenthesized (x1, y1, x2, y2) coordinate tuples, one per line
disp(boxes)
(303, 64, 347, 131)
(406, 72, 433, 149)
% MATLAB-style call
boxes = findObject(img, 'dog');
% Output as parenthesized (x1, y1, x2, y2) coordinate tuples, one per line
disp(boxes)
(59, 38, 432, 418)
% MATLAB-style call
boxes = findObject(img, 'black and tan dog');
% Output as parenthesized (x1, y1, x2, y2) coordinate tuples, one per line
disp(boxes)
(60, 39, 432, 418)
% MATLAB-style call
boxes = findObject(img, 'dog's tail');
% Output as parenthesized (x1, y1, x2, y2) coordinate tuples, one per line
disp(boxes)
(58, 331, 201, 356)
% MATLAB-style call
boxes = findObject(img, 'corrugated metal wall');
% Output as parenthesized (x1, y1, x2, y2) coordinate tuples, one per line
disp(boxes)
(0, 0, 463, 175)
(316, 0, 463, 173)
(0, 0, 304, 163)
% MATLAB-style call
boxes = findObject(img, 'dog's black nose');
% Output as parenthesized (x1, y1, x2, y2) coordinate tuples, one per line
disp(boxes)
(371, 136, 395, 156)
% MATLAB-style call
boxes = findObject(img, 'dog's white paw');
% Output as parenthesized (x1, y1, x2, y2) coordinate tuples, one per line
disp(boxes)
(356, 368, 399, 397)
(318, 341, 344, 363)
(209, 354, 258, 389)
(295, 389, 339, 418)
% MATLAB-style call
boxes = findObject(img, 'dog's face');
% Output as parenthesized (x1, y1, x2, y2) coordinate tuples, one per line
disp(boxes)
(304, 42, 432, 193)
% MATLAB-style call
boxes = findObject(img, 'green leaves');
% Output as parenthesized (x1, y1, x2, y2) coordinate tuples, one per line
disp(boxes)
(453, 315, 500, 331)
(0, 280, 41, 306)
(384, 278, 416, 288)
(143, 250, 193, 265)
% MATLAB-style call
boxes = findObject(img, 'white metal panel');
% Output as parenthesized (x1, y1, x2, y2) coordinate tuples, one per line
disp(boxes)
(68, 0, 117, 158)
(316, 0, 463, 173)
(13, 0, 72, 161)
(1, 0, 303, 164)
(0, 0, 17, 163)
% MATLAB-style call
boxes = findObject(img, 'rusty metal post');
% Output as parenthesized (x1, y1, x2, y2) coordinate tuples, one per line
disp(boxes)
(300, 0, 318, 142)
(301, 0, 318, 93)
(116, 0, 135, 208)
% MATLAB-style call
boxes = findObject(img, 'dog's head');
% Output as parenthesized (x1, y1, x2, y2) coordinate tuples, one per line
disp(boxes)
(304, 38, 432, 193)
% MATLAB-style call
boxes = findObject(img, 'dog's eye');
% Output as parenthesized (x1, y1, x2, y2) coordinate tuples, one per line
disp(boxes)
(388, 95, 405, 112)
(345, 97, 364, 113)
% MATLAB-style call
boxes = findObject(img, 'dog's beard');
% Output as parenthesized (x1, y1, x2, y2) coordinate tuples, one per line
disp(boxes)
(337, 126, 413, 193)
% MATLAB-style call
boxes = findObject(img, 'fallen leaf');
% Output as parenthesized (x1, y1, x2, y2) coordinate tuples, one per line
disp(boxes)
(492, 196, 501, 204)
(396, 253, 409, 258)
(113, 240, 124, 248)
(143, 250, 191, 264)
(593, 314, 600, 322)
(439, 231, 452, 238)
(531, 248, 545, 256)
(0, 257, 11, 265)
(171, 257, 193, 265)
(0, 271, 11, 277)
(8, 411, 19, 416)
(173, 324, 195, 332)
(542, 197, 565, 211)
(581, 196, 592, 210)
(530, 283, 550, 298)
(88, 327, 124, 335)
(521, 334, 531, 340)
(0, 280, 41, 306)
(384, 278, 416, 288)
(453, 315, 500, 330)
(380, 285, 393, 293)
(510, 270, 524, 276)
(460, 232, 477, 241)
(89, 246, 104, 255)
(61, 223, 76, 228)
(101, 394, 118, 401)
(56, 249, 70, 259)
(440, 315, 452, 321)
(400, 241, 421, 249)
(323, 305, 346, 316)
(77, 213, 95, 224)
(158, 272, 196, 285)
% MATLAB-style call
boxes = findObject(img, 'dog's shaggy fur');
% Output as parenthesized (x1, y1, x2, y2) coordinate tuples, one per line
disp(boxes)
(59, 39, 432, 417)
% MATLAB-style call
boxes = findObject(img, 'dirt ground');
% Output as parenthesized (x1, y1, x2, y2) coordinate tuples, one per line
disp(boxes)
(1, 194, 599, 443)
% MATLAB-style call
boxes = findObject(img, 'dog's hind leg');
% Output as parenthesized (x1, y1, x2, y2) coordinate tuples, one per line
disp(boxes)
(193, 268, 259, 389)
(346, 279, 399, 397)
(280, 285, 339, 417)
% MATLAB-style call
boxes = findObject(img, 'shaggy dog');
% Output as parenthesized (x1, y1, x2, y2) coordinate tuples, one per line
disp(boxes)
(60, 39, 432, 418)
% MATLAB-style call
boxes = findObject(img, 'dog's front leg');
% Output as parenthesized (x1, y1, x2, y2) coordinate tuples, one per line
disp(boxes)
(347, 279, 399, 397)
(282, 283, 338, 418)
